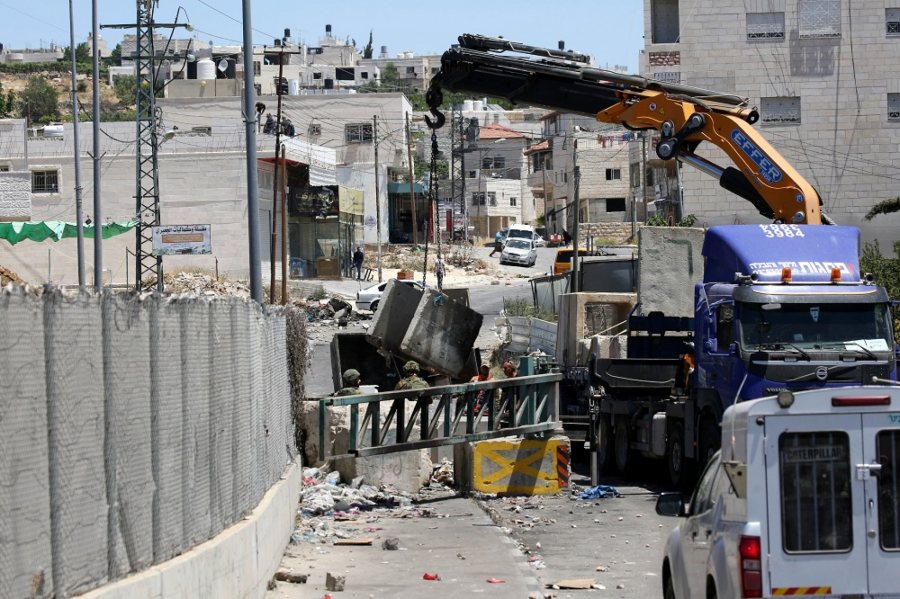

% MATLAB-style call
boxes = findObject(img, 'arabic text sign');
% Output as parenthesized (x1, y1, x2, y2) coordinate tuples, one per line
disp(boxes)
(152, 224, 212, 256)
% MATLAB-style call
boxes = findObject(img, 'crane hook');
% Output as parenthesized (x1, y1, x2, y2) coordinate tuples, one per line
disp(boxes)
(424, 85, 445, 129)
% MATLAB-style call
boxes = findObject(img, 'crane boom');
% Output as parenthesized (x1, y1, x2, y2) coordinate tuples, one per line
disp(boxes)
(426, 34, 827, 225)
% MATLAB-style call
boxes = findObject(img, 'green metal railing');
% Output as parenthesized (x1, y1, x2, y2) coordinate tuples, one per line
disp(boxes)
(319, 372, 562, 459)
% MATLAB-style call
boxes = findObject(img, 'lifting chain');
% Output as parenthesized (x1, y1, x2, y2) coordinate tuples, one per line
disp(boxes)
(421, 119, 442, 287)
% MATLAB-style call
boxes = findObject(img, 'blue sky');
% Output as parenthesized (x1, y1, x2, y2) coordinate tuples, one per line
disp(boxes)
(0, 0, 644, 72)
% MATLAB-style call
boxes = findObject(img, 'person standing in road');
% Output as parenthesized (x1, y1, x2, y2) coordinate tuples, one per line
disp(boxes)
(395, 361, 429, 390)
(434, 252, 446, 291)
(352, 246, 365, 281)
(334, 369, 363, 396)
(489, 230, 504, 257)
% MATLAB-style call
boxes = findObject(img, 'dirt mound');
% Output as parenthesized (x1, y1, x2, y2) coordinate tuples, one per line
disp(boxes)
(0, 265, 26, 287)
(164, 271, 251, 297)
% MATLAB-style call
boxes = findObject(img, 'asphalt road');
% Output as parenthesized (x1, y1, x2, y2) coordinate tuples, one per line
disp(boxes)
(478, 460, 675, 597)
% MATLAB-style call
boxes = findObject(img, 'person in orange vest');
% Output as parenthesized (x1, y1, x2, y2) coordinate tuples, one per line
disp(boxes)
(469, 363, 492, 412)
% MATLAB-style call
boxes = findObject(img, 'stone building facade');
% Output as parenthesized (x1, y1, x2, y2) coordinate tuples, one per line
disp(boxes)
(641, 0, 900, 241)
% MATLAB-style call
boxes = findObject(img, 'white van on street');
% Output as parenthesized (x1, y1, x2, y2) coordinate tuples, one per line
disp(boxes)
(656, 386, 900, 599)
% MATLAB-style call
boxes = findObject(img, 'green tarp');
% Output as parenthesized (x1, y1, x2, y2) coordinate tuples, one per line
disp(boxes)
(0, 221, 139, 245)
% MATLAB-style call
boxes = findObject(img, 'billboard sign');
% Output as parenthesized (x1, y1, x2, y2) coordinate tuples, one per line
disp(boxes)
(152, 224, 212, 256)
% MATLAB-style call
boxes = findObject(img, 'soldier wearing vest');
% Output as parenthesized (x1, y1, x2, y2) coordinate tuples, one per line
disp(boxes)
(334, 369, 363, 396)
(395, 361, 429, 391)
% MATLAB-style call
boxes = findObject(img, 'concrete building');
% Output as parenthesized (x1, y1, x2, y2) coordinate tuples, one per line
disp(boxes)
(0, 46, 63, 64)
(531, 112, 633, 234)
(447, 122, 538, 238)
(0, 91, 412, 284)
(641, 0, 900, 240)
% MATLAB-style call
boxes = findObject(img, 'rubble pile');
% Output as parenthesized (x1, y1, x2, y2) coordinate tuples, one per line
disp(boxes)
(0, 265, 26, 287)
(291, 466, 458, 547)
(164, 272, 251, 297)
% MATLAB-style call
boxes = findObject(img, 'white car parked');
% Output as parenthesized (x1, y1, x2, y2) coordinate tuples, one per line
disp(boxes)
(500, 238, 537, 267)
(355, 279, 425, 312)
(656, 386, 900, 599)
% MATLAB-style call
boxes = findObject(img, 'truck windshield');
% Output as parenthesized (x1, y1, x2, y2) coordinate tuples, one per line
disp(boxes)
(738, 302, 893, 351)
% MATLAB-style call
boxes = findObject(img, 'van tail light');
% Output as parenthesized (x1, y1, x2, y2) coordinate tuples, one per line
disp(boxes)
(832, 395, 891, 407)
(739, 535, 762, 598)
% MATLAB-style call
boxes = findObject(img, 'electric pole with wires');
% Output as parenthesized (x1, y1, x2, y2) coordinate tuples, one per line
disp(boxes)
(103, 1, 192, 291)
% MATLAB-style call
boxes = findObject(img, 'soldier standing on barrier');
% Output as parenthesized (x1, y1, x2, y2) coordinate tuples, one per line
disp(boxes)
(334, 369, 363, 396)
(395, 361, 429, 391)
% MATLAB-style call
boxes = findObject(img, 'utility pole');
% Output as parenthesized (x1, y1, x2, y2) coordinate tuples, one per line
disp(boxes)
(280, 144, 288, 305)
(373, 115, 382, 282)
(460, 118, 467, 243)
(241, 0, 262, 303)
(91, 0, 102, 291)
(103, 3, 191, 292)
(571, 139, 580, 293)
(269, 48, 284, 304)
(406, 113, 418, 248)
(642, 131, 649, 222)
(68, 0, 85, 291)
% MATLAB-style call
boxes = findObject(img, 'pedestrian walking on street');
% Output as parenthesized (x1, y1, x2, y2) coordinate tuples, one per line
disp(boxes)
(489, 230, 503, 257)
(434, 252, 446, 291)
(334, 369, 363, 396)
(352, 246, 365, 281)
(395, 361, 429, 391)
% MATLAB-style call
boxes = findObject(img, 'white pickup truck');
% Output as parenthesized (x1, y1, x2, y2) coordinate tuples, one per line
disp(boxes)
(656, 386, 900, 598)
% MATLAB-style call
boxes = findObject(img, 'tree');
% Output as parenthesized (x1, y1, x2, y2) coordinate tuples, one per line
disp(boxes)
(110, 43, 122, 64)
(113, 75, 162, 106)
(62, 42, 90, 63)
(19, 77, 59, 122)
(380, 62, 401, 91)
(860, 240, 900, 337)
(0, 81, 15, 118)
(363, 30, 374, 59)
(864, 196, 900, 221)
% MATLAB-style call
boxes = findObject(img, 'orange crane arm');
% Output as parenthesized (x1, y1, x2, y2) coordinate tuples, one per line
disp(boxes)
(599, 91, 821, 225)
(426, 34, 829, 225)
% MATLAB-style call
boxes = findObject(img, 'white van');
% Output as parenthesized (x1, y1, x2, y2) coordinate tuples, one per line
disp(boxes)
(505, 224, 535, 244)
(656, 386, 900, 599)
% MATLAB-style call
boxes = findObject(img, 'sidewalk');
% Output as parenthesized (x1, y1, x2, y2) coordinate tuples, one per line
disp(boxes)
(265, 493, 542, 599)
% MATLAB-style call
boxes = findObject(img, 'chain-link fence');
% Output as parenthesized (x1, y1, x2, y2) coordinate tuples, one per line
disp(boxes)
(0, 288, 296, 598)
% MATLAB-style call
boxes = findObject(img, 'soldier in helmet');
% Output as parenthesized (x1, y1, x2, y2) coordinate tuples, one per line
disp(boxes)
(334, 369, 363, 396)
(395, 360, 429, 391)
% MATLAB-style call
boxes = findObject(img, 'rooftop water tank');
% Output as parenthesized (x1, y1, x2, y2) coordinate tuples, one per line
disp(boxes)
(288, 79, 300, 95)
(42, 124, 64, 138)
(463, 100, 475, 112)
(196, 57, 216, 80)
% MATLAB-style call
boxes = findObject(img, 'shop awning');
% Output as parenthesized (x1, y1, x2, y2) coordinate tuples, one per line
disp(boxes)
(388, 182, 426, 194)
(0, 221, 139, 245)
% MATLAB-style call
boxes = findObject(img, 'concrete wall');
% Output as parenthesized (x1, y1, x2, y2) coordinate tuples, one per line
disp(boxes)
(0, 290, 296, 598)
(76, 459, 301, 599)
(0, 171, 31, 220)
(641, 0, 900, 244)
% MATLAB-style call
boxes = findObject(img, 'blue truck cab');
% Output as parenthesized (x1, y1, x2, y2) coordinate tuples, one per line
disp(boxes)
(589, 224, 896, 486)
(697, 224, 896, 411)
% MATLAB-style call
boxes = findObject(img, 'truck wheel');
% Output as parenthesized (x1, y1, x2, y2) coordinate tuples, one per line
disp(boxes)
(594, 413, 613, 475)
(667, 422, 687, 488)
(614, 419, 634, 474)
(698, 418, 721, 471)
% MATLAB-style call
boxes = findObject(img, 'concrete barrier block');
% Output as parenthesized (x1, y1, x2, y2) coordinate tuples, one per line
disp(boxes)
(366, 279, 423, 352)
(460, 436, 570, 496)
(638, 227, 705, 317)
(556, 293, 636, 368)
(400, 289, 483, 378)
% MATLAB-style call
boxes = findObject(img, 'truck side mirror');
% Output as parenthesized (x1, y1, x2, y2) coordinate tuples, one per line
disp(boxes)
(656, 492, 686, 517)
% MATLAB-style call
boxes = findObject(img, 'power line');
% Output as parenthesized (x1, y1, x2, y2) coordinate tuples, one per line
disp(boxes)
(192, 0, 280, 42)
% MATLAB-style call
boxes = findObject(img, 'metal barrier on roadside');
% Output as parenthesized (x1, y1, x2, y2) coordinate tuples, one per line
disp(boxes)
(319, 372, 563, 459)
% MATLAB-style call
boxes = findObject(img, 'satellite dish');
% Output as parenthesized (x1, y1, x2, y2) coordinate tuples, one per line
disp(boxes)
(217, 59, 228, 72)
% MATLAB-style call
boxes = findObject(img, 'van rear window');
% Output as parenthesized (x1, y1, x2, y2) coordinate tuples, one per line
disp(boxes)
(780, 432, 852, 553)
(877, 430, 900, 551)
(556, 250, 573, 262)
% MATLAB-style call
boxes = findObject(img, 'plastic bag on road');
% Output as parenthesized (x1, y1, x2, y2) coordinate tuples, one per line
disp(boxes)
(577, 484, 621, 500)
